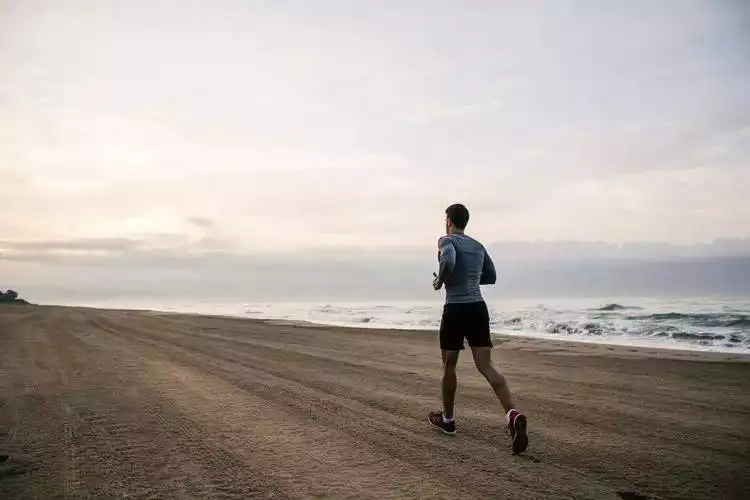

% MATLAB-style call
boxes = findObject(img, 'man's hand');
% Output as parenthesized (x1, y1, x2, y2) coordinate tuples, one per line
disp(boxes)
(432, 272, 442, 290)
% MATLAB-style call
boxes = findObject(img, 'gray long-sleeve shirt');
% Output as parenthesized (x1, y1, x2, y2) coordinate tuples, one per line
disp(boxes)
(437, 233, 496, 304)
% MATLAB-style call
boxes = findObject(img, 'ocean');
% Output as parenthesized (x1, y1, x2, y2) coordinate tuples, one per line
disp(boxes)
(63, 296, 750, 354)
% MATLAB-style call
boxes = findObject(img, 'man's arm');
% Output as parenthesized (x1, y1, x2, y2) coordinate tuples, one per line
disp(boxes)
(434, 236, 456, 288)
(480, 249, 496, 285)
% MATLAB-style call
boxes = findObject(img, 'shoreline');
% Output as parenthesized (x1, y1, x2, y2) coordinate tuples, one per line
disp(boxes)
(260, 316, 750, 362)
(29, 296, 750, 356)
(41, 303, 750, 362)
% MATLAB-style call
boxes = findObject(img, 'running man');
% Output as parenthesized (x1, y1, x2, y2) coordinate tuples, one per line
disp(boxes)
(428, 203, 528, 455)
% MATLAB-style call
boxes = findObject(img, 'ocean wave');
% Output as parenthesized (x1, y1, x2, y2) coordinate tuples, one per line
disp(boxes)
(672, 332, 726, 341)
(549, 322, 605, 335)
(628, 312, 750, 328)
(495, 315, 749, 349)
(725, 317, 750, 328)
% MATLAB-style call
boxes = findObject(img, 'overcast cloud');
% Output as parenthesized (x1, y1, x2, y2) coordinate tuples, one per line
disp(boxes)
(1, 0, 749, 300)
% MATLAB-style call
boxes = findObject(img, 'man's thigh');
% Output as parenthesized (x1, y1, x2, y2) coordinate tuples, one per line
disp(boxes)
(439, 304, 465, 351)
(465, 301, 493, 349)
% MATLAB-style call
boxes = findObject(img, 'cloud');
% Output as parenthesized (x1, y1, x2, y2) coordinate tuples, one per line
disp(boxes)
(486, 238, 750, 261)
(0, 237, 141, 252)
(5, 243, 750, 302)
(188, 217, 215, 230)
(3, 233, 749, 278)
(0, 0, 748, 263)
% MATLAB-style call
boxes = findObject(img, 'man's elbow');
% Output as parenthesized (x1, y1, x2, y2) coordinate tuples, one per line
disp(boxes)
(480, 273, 497, 285)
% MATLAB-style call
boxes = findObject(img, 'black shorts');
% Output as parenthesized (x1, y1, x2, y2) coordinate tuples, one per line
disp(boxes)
(439, 301, 492, 351)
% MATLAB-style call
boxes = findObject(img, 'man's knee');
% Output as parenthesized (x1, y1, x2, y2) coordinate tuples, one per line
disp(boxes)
(474, 358, 491, 374)
(443, 361, 457, 377)
(442, 351, 459, 372)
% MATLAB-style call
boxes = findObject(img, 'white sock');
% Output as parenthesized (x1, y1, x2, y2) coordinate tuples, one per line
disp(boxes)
(505, 409, 518, 424)
(442, 413, 454, 423)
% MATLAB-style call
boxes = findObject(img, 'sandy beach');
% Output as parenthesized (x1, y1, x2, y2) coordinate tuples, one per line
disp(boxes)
(0, 306, 748, 499)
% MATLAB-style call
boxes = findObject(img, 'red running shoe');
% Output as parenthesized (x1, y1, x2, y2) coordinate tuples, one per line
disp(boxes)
(507, 410, 528, 455)
(428, 411, 456, 435)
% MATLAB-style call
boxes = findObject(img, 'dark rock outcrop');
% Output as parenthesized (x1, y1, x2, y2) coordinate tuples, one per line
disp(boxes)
(0, 290, 30, 305)
(598, 303, 627, 311)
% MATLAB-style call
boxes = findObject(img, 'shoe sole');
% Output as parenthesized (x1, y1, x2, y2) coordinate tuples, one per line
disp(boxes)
(512, 415, 528, 455)
(427, 417, 456, 436)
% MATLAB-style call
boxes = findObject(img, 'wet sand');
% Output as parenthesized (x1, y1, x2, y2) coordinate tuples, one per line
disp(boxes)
(1, 305, 749, 499)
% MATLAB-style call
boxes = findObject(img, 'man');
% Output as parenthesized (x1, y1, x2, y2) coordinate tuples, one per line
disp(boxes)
(428, 203, 528, 455)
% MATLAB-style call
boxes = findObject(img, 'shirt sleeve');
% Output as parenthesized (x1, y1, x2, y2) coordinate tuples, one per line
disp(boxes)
(480, 248, 497, 285)
(437, 237, 456, 282)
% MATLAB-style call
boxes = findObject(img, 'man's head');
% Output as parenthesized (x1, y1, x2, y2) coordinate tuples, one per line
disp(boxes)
(445, 203, 469, 234)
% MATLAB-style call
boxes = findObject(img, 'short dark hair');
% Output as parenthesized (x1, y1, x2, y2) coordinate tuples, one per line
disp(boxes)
(446, 203, 469, 229)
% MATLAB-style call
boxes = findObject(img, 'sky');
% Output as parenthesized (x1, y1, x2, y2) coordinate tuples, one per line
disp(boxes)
(1, 0, 749, 300)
